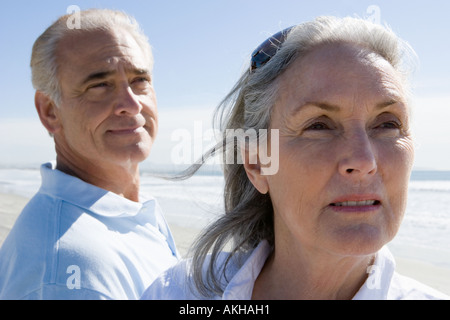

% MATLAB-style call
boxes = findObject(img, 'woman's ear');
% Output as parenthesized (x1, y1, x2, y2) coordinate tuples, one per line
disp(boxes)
(34, 91, 61, 135)
(241, 142, 269, 194)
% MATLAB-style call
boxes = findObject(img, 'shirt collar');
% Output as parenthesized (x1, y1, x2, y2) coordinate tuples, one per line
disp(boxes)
(220, 240, 396, 300)
(222, 240, 272, 300)
(352, 246, 396, 300)
(39, 162, 150, 218)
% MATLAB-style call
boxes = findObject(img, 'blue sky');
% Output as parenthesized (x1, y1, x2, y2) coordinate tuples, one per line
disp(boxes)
(1, 0, 449, 169)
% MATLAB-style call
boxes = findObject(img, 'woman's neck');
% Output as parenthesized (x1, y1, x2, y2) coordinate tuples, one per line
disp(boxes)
(252, 242, 375, 300)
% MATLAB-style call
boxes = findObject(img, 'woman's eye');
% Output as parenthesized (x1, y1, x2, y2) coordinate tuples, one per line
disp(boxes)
(305, 122, 330, 130)
(377, 121, 401, 130)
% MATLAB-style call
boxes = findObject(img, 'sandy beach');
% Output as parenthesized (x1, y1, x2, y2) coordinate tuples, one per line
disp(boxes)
(1, 192, 449, 297)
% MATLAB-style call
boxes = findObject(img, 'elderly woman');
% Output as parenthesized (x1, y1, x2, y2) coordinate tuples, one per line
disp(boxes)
(142, 16, 449, 300)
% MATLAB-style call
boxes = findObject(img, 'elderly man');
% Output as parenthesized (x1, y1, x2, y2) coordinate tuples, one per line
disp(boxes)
(0, 9, 179, 299)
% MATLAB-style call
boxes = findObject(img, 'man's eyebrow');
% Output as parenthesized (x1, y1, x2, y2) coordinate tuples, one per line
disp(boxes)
(133, 68, 151, 75)
(80, 68, 151, 86)
(81, 70, 116, 86)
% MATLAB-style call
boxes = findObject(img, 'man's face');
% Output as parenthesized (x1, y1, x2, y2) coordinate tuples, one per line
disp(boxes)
(52, 28, 157, 170)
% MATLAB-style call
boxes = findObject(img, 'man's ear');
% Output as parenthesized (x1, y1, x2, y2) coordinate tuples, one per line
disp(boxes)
(241, 142, 269, 195)
(34, 91, 61, 134)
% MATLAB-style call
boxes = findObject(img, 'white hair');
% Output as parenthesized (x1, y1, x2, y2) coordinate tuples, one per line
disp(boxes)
(30, 9, 153, 105)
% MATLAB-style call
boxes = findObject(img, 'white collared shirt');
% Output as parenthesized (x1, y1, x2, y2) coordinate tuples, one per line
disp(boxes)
(142, 240, 449, 300)
(0, 162, 179, 300)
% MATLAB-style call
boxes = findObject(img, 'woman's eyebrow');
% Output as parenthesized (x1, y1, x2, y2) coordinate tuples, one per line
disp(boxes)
(291, 101, 340, 116)
(291, 99, 401, 116)
(376, 99, 399, 110)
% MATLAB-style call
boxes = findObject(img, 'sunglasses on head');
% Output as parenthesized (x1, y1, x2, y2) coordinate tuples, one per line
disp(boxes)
(250, 26, 294, 71)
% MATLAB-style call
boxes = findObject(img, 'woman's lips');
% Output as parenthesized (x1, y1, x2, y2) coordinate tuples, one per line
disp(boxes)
(329, 195, 382, 212)
(331, 200, 380, 206)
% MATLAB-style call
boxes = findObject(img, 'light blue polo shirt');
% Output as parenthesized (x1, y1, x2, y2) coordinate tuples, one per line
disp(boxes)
(0, 162, 179, 300)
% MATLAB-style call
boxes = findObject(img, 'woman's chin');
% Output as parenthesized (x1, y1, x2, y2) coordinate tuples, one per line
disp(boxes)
(327, 224, 388, 256)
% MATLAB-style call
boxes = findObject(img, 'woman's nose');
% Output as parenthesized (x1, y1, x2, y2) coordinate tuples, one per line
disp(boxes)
(338, 130, 377, 179)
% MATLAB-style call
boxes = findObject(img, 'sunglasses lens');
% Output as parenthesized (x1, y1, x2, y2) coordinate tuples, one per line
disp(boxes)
(251, 26, 294, 71)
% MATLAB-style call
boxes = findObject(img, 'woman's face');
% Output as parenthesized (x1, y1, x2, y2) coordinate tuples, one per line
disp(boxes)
(256, 43, 414, 257)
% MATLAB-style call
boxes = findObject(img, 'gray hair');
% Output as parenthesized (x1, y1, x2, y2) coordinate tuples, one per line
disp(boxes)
(182, 16, 416, 298)
(30, 9, 153, 106)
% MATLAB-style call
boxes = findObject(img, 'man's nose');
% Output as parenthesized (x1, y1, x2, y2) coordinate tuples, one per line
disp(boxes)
(114, 84, 142, 116)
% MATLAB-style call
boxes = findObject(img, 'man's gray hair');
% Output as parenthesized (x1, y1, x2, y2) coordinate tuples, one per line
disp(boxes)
(182, 15, 416, 298)
(30, 9, 153, 105)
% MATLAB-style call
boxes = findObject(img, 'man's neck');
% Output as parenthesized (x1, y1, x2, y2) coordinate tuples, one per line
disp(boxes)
(56, 157, 141, 202)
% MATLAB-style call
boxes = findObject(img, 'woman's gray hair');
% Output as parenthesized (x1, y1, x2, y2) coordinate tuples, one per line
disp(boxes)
(179, 16, 416, 298)
(30, 9, 153, 106)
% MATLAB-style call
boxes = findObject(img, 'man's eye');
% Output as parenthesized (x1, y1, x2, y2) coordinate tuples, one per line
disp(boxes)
(131, 77, 152, 93)
(133, 77, 150, 84)
(88, 82, 109, 89)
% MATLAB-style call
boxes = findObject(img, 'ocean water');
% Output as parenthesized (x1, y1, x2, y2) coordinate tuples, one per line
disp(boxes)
(0, 167, 449, 268)
(390, 175, 450, 268)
